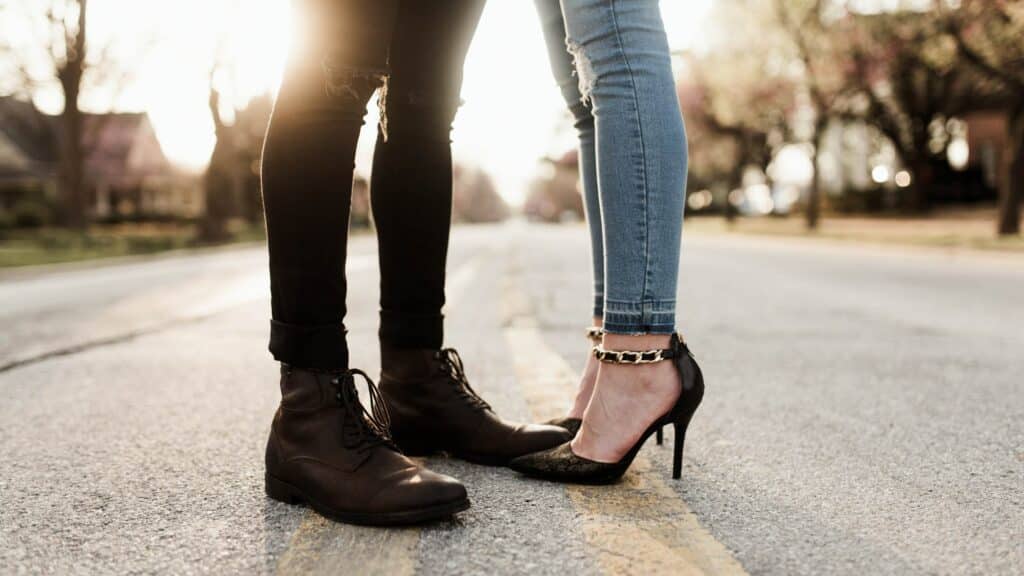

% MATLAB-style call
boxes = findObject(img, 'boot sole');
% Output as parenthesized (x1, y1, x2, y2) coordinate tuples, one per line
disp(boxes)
(265, 474, 471, 526)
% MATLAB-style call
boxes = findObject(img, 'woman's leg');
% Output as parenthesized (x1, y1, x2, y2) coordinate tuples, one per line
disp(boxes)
(561, 0, 688, 461)
(535, 0, 605, 319)
(535, 0, 604, 420)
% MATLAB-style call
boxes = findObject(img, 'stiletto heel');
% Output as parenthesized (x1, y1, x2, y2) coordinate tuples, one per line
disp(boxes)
(510, 333, 704, 484)
(656, 426, 663, 446)
(672, 422, 684, 479)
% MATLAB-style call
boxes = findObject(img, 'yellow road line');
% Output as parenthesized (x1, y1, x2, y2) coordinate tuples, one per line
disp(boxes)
(275, 512, 418, 576)
(502, 274, 748, 576)
(274, 254, 485, 575)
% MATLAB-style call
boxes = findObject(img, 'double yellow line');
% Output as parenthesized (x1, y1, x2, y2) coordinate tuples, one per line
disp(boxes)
(275, 253, 747, 575)
(501, 265, 747, 576)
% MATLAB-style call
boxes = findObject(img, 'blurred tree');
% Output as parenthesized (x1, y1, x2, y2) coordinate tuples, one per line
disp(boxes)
(678, 0, 796, 221)
(0, 0, 135, 229)
(198, 71, 234, 243)
(774, 0, 859, 229)
(198, 63, 272, 243)
(940, 0, 1024, 235)
(845, 8, 1007, 213)
(679, 65, 776, 222)
(233, 95, 273, 225)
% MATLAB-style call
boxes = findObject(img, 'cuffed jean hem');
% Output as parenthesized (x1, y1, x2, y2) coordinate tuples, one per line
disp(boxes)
(602, 299, 676, 335)
(269, 320, 349, 371)
(379, 311, 444, 350)
(593, 294, 604, 319)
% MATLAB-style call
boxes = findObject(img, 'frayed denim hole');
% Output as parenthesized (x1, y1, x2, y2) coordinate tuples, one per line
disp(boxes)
(377, 79, 389, 142)
(565, 39, 596, 105)
(320, 54, 387, 122)
(321, 65, 386, 101)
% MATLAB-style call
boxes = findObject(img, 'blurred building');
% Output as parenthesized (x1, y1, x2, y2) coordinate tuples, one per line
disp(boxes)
(525, 150, 584, 223)
(0, 96, 193, 222)
(452, 165, 509, 223)
(0, 97, 59, 213)
(963, 111, 1013, 198)
(83, 112, 192, 219)
(347, 165, 508, 229)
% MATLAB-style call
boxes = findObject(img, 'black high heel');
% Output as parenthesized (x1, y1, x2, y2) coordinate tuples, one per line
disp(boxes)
(546, 417, 664, 446)
(509, 333, 703, 484)
(545, 326, 667, 445)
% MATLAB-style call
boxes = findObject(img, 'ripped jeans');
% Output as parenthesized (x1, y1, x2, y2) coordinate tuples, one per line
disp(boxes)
(535, 0, 687, 334)
(263, 0, 486, 370)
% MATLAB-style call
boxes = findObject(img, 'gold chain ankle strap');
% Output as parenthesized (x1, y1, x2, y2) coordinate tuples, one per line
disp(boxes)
(591, 333, 688, 365)
(592, 346, 674, 364)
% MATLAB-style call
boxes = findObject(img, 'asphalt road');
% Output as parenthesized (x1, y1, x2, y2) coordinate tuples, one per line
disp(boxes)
(1, 223, 1021, 575)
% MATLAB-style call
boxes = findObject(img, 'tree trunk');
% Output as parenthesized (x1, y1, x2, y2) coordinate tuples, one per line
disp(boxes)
(197, 84, 234, 243)
(806, 125, 825, 231)
(996, 106, 1023, 236)
(903, 158, 933, 214)
(57, 99, 87, 228)
(198, 139, 234, 243)
(724, 139, 746, 224)
(56, 0, 89, 229)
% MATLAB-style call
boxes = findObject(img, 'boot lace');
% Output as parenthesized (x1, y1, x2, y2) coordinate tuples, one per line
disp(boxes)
(330, 369, 397, 453)
(435, 348, 491, 412)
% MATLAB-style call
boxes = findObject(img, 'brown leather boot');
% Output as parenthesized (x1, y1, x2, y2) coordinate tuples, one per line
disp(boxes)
(379, 346, 572, 466)
(265, 366, 469, 525)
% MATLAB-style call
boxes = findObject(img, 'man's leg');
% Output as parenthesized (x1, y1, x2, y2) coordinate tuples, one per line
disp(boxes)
(264, 0, 396, 370)
(374, 0, 571, 466)
(261, 0, 468, 526)
(370, 0, 485, 349)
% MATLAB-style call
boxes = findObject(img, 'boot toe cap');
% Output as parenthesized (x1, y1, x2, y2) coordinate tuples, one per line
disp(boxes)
(372, 468, 468, 512)
(513, 423, 573, 456)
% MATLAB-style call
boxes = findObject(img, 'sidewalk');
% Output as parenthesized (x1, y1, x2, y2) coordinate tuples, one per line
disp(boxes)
(686, 209, 1024, 254)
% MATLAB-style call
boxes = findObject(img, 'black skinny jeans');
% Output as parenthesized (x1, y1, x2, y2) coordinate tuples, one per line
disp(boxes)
(262, 0, 486, 370)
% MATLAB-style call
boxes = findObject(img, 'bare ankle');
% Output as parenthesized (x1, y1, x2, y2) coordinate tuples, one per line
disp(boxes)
(601, 333, 671, 351)
(599, 361, 676, 391)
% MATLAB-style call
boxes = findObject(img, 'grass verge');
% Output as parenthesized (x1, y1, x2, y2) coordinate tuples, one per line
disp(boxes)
(686, 214, 1024, 254)
(0, 222, 267, 269)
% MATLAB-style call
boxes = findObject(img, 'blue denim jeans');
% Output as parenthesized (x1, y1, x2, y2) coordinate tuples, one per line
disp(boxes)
(536, 0, 688, 335)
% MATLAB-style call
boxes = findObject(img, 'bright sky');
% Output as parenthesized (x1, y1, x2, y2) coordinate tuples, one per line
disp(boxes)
(17, 0, 711, 204)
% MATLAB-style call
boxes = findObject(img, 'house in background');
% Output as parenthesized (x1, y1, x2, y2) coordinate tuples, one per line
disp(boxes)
(963, 111, 1013, 198)
(0, 96, 198, 221)
(82, 112, 200, 219)
(0, 97, 58, 213)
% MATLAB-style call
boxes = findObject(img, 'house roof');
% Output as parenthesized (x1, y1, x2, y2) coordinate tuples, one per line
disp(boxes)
(0, 96, 59, 179)
(81, 112, 170, 187)
(0, 96, 170, 186)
